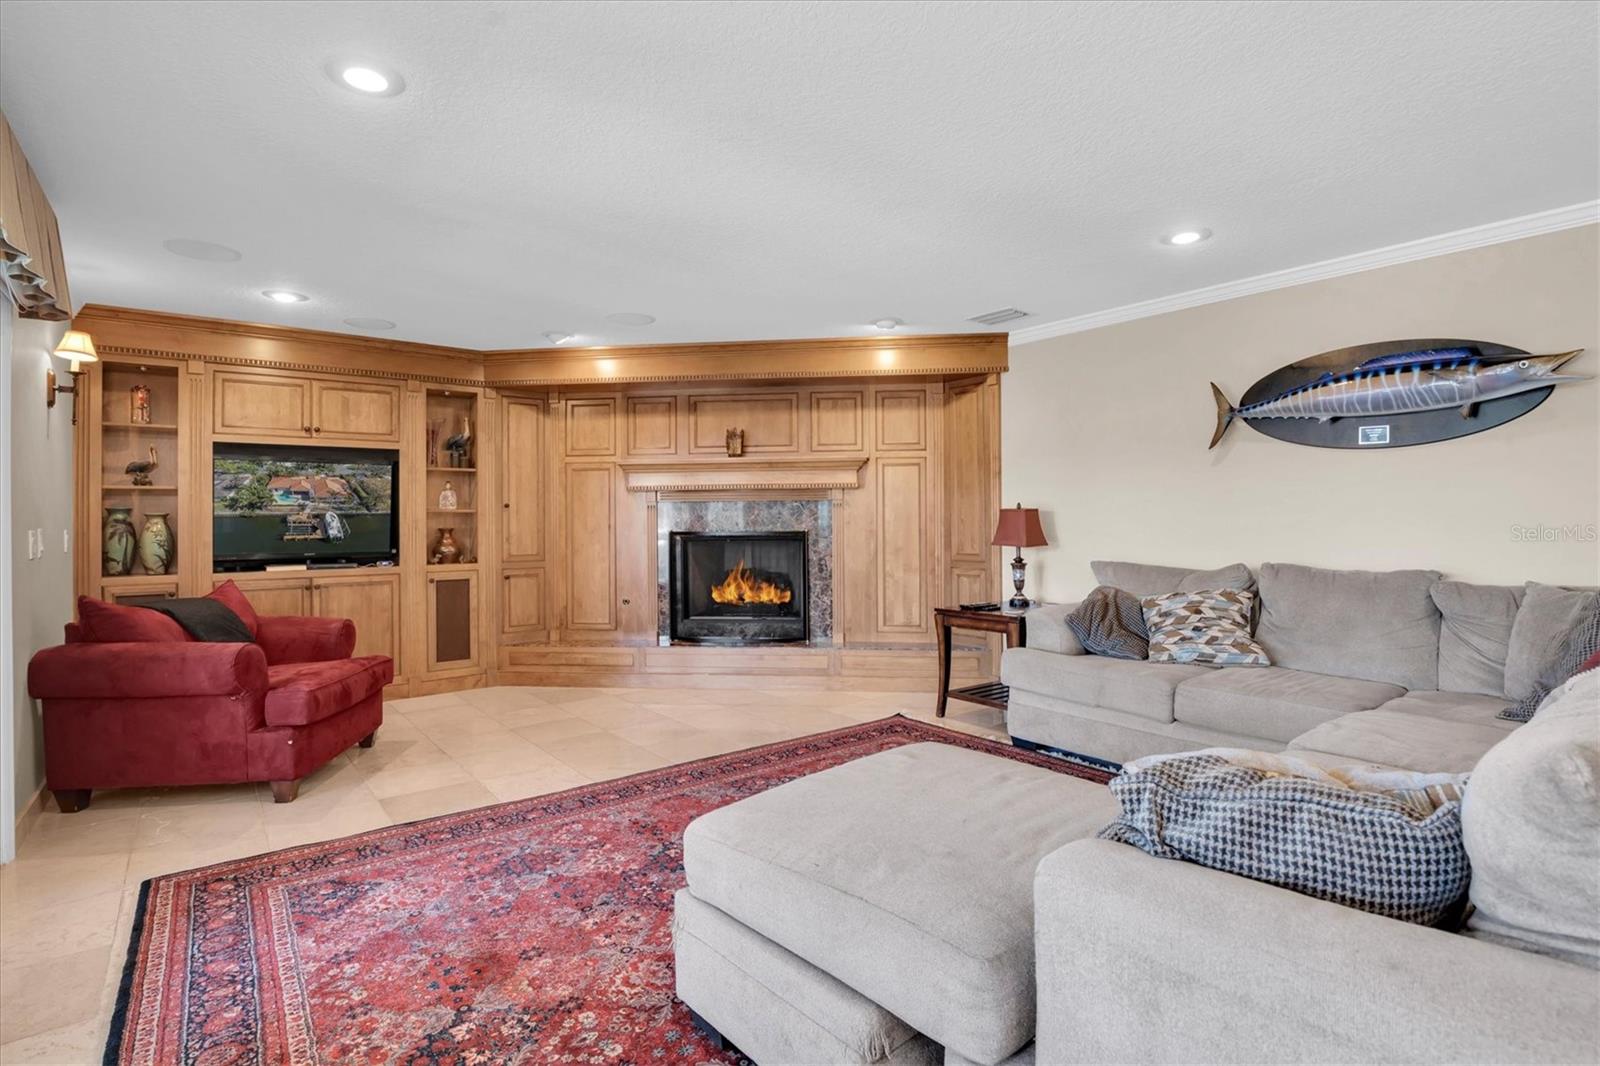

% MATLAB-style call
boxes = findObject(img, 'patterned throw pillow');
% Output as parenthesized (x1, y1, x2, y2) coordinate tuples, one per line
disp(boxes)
(1065, 585, 1148, 660)
(1142, 589, 1270, 667)
(1500, 601, 1600, 722)
(1099, 750, 1471, 925)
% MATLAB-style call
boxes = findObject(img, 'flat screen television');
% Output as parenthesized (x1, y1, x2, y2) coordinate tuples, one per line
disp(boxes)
(213, 443, 399, 569)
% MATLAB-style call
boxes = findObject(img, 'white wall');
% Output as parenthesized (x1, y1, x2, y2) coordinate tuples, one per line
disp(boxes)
(3, 300, 71, 858)
(1003, 225, 1600, 603)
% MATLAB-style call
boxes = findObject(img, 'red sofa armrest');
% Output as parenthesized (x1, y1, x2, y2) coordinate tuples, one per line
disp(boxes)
(256, 615, 356, 665)
(28, 642, 268, 700)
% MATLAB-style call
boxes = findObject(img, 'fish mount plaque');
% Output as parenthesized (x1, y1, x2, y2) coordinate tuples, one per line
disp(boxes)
(1210, 338, 1588, 451)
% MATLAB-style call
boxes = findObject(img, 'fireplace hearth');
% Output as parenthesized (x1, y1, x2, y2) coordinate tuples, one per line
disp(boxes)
(669, 531, 808, 644)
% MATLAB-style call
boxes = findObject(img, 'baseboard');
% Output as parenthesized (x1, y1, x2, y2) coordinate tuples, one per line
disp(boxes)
(12, 784, 47, 851)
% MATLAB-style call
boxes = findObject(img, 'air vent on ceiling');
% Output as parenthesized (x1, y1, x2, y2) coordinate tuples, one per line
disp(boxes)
(967, 307, 1031, 326)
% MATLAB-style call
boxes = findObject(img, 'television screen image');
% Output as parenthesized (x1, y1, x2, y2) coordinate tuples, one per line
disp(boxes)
(213, 444, 399, 567)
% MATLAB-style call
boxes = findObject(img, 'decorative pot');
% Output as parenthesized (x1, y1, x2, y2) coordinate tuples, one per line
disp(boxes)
(430, 527, 461, 566)
(102, 507, 136, 576)
(138, 513, 175, 575)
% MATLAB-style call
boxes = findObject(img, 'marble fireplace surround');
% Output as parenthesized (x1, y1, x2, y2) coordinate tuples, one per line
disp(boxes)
(656, 498, 833, 645)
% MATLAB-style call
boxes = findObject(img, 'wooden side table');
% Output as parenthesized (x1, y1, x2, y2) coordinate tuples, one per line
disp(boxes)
(934, 606, 1027, 717)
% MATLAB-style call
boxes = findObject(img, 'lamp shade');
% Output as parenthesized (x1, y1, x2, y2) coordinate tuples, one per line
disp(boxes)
(53, 330, 98, 365)
(991, 504, 1047, 549)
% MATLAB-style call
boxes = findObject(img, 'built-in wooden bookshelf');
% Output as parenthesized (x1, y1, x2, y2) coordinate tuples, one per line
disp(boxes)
(424, 391, 478, 566)
(96, 360, 182, 590)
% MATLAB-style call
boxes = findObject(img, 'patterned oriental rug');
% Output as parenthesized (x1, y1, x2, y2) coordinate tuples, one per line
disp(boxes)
(105, 715, 1112, 1065)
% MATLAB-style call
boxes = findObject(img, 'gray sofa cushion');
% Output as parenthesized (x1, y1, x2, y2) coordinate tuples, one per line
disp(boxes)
(1090, 560, 1254, 600)
(1021, 602, 1083, 655)
(1288, 708, 1513, 774)
(1255, 563, 1441, 691)
(1173, 666, 1403, 743)
(1463, 669, 1600, 966)
(1001, 647, 1210, 723)
(1369, 689, 1520, 731)
(1431, 580, 1524, 696)
(1504, 583, 1599, 700)
(681, 742, 1117, 1065)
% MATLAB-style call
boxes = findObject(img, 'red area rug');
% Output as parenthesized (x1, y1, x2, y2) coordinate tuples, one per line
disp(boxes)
(106, 715, 1110, 1065)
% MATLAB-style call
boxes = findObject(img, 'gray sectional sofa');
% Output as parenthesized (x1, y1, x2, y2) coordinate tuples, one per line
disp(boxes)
(670, 560, 1600, 1065)
(1003, 559, 1543, 771)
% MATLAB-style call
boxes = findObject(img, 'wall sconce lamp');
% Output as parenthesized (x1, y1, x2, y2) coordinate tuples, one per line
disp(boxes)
(47, 329, 98, 425)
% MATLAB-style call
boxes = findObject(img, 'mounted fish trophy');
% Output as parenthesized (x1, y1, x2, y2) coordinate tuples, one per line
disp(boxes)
(1209, 340, 1589, 450)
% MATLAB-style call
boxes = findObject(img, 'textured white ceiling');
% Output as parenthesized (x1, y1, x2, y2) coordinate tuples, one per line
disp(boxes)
(1, 0, 1596, 349)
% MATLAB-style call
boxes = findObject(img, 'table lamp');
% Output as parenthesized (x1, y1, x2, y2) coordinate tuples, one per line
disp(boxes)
(991, 503, 1047, 609)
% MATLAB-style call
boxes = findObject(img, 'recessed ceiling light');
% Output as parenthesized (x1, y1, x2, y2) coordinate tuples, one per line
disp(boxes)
(605, 312, 656, 326)
(262, 290, 308, 304)
(1162, 228, 1212, 246)
(162, 238, 242, 262)
(543, 331, 575, 344)
(325, 60, 406, 97)
(873, 317, 904, 330)
(343, 317, 396, 330)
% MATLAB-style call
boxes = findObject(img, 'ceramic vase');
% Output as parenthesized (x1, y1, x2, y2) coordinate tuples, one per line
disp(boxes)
(138, 513, 175, 575)
(102, 507, 136, 576)
(431, 527, 461, 565)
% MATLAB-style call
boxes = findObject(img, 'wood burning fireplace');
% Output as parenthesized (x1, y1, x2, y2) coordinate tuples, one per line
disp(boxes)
(669, 531, 808, 644)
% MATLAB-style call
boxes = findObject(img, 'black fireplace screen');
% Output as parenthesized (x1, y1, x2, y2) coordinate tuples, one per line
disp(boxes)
(670, 531, 807, 644)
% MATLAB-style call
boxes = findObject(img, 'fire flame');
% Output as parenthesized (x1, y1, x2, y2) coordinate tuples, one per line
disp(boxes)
(710, 559, 792, 605)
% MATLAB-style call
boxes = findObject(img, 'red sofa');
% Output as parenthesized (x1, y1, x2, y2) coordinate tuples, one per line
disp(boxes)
(27, 585, 392, 810)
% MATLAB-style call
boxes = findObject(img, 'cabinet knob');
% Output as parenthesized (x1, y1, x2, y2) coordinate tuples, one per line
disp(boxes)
(303, 425, 312, 434)
(503, 502, 511, 509)
(312, 426, 322, 435)
(428, 578, 436, 584)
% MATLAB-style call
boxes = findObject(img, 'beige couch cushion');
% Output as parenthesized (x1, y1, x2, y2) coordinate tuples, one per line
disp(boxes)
(1431, 580, 1524, 696)
(1090, 559, 1253, 599)
(1464, 669, 1600, 966)
(1255, 563, 1441, 691)
(1372, 688, 1519, 730)
(681, 742, 1116, 1065)
(1173, 667, 1403, 743)
(1504, 582, 1599, 699)
(1288, 708, 1513, 773)
(1000, 648, 1210, 723)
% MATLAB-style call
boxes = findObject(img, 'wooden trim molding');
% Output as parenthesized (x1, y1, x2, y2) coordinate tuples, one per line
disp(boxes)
(619, 457, 868, 493)
(72, 305, 1008, 388)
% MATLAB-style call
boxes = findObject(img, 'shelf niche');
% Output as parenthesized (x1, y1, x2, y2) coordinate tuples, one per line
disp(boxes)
(98, 361, 181, 579)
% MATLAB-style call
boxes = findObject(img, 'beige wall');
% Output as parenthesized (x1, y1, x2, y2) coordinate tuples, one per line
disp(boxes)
(1003, 225, 1600, 603)
(5, 303, 71, 836)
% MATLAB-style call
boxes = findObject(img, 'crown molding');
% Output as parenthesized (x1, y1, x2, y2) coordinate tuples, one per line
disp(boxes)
(1010, 200, 1600, 346)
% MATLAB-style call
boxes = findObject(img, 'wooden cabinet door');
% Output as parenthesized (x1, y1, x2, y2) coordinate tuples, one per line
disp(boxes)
(563, 463, 615, 630)
(877, 457, 929, 635)
(220, 575, 312, 618)
(502, 568, 547, 637)
(212, 371, 311, 438)
(102, 579, 179, 605)
(314, 575, 401, 678)
(502, 398, 544, 561)
(427, 571, 480, 672)
(310, 380, 401, 441)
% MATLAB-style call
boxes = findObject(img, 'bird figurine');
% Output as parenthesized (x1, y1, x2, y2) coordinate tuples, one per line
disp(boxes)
(443, 416, 472, 468)
(125, 445, 159, 486)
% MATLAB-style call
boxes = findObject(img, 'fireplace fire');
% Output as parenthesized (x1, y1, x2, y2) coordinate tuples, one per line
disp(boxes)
(670, 531, 807, 644)
(710, 560, 793, 606)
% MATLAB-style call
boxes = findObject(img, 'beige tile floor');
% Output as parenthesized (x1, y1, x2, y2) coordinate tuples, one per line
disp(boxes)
(0, 684, 1006, 1064)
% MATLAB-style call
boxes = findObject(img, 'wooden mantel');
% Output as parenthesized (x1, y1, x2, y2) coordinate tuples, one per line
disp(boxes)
(619, 457, 869, 494)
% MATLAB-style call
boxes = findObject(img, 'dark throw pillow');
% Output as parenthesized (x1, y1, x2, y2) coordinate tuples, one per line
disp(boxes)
(1066, 585, 1148, 660)
(1500, 601, 1600, 722)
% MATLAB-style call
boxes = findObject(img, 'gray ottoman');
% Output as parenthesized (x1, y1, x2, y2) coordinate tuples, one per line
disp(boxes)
(676, 741, 1117, 1065)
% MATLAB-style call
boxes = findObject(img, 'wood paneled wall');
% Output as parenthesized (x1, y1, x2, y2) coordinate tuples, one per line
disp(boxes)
(70, 306, 1005, 692)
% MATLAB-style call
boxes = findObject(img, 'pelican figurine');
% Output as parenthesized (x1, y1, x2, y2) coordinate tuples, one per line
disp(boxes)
(443, 416, 472, 467)
(125, 445, 159, 486)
